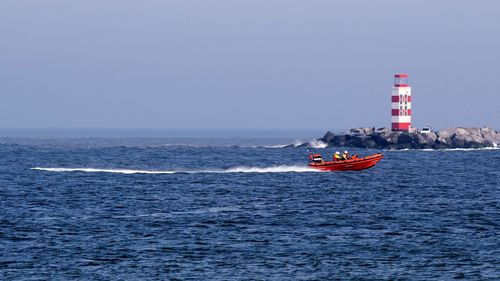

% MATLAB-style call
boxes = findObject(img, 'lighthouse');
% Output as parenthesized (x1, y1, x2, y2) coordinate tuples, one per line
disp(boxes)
(391, 74, 412, 132)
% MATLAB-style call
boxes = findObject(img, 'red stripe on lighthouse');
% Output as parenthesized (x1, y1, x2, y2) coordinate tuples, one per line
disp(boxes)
(391, 109, 399, 116)
(391, 96, 399, 102)
(392, 122, 411, 131)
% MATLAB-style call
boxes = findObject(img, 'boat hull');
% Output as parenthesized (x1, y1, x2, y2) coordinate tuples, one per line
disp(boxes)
(308, 153, 383, 171)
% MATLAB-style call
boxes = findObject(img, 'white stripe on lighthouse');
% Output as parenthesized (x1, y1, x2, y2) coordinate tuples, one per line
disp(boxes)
(392, 116, 411, 123)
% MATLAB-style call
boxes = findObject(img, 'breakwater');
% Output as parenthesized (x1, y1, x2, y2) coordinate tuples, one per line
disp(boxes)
(314, 127, 499, 149)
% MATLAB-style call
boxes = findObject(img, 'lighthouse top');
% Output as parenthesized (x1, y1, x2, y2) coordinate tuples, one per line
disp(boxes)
(394, 74, 408, 87)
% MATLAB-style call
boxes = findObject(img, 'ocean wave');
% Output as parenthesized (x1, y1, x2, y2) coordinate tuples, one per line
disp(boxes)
(258, 139, 307, 148)
(32, 165, 320, 174)
(259, 144, 289, 148)
(258, 139, 326, 149)
(308, 139, 328, 149)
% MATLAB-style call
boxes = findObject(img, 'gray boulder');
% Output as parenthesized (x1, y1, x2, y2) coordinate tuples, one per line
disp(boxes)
(397, 133, 416, 149)
(349, 128, 364, 135)
(383, 132, 400, 144)
(437, 128, 456, 139)
(322, 131, 335, 143)
(416, 132, 437, 148)
(349, 135, 377, 148)
(455, 127, 467, 135)
(397, 133, 413, 144)
(425, 132, 438, 142)
(494, 133, 500, 144)
(483, 136, 496, 147)
(325, 134, 349, 147)
(371, 133, 389, 147)
(451, 134, 466, 147)
(375, 127, 391, 134)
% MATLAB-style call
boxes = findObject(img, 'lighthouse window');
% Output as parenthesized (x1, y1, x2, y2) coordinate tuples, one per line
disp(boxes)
(404, 105, 407, 110)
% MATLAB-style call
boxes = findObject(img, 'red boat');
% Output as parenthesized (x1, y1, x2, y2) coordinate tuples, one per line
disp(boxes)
(308, 153, 383, 171)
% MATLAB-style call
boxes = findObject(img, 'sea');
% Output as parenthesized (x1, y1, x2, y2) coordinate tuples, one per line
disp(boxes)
(1, 129, 499, 280)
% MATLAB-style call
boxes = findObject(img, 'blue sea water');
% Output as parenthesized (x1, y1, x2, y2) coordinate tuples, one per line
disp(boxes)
(1, 130, 499, 280)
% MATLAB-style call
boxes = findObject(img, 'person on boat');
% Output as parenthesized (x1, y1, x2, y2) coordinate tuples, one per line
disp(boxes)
(342, 150, 349, 160)
(312, 153, 323, 163)
(333, 151, 341, 161)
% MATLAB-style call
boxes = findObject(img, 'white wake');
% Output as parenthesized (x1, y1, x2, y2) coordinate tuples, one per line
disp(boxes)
(223, 165, 318, 173)
(31, 167, 176, 174)
(32, 165, 320, 174)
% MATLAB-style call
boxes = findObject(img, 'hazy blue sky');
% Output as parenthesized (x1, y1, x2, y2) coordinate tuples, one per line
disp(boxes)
(1, 0, 499, 130)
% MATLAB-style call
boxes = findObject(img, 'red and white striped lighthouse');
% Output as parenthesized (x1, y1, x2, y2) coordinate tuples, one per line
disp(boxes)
(391, 74, 412, 132)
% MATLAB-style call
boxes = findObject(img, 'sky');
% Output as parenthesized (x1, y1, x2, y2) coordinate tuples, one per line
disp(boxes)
(0, 0, 499, 130)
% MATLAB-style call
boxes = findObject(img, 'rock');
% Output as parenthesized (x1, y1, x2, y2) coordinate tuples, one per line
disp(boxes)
(481, 127, 491, 133)
(375, 127, 391, 134)
(481, 129, 495, 139)
(483, 136, 496, 147)
(456, 127, 467, 135)
(437, 128, 456, 139)
(371, 133, 389, 147)
(436, 136, 450, 146)
(385, 132, 400, 144)
(470, 134, 483, 141)
(322, 131, 335, 143)
(349, 127, 374, 135)
(396, 133, 415, 149)
(468, 127, 482, 135)
(494, 133, 500, 144)
(397, 133, 413, 144)
(424, 132, 438, 142)
(437, 129, 456, 147)
(466, 134, 489, 148)
(324, 134, 349, 147)
(349, 135, 377, 148)
(451, 134, 466, 147)
(349, 128, 363, 135)
(416, 133, 436, 148)
(332, 135, 348, 146)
